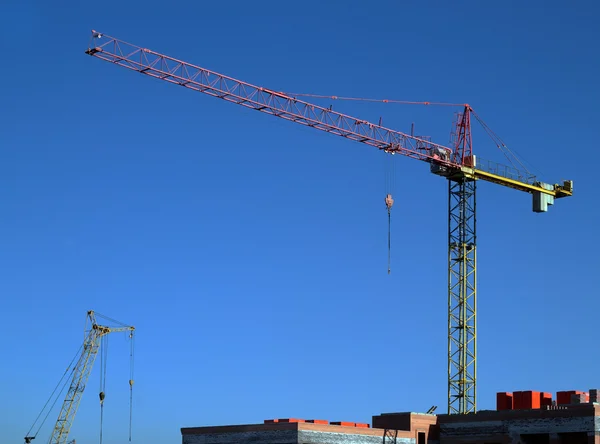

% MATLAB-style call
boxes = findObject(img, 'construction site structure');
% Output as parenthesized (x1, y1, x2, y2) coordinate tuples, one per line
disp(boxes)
(25, 311, 135, 444)
(180, 389, 600, 444)
(84, 31, 573, 414)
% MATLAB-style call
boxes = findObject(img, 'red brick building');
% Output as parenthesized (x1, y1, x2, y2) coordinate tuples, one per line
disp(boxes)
(181, 391, 600, 444)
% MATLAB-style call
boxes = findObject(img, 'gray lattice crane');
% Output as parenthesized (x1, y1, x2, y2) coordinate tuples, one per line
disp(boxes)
(25, 311, 135, 444)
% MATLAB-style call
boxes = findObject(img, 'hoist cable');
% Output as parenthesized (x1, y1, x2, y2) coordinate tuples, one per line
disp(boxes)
(129, 332, 135, 441)
(40, 369, 73, 444)
(99, 335, 109, 444)
(384, 152, 395, 275)
(99, 336, 104, 444)
(94, 312, 130, 328)
(26, 342, 84, 440)
(471, 110, 536, 178)
(387, 208, 392, 275)
(99, 403, 104, 444)
(280, 92, 465, 107)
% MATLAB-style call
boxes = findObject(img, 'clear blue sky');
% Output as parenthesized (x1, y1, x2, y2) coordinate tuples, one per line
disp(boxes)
(1, 0, 598, 443)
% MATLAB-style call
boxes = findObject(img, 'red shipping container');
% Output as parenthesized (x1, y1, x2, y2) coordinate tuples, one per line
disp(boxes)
(355, 423, 370, 428)
(277, 419, 305, 423)
(522, 391, 541, 409)
(331, 422, 355, 427)
(306, 420, 329, 425)
(557, 391, 572, 405)
(557, 390, 584, 405)
(513, 391, 524, 410)
(496, 392, 513, 410)
(540, 392, 553, 407)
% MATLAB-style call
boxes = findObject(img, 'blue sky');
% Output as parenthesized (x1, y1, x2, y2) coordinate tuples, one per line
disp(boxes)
(1, 0, 598, 443)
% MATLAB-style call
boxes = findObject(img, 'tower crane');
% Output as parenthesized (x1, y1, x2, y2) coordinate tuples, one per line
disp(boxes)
(84, 31, 573, 414)
(25, 310, 135, 444)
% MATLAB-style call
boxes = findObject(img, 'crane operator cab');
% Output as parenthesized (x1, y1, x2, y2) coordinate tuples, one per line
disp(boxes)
(429, 147, 452, 176)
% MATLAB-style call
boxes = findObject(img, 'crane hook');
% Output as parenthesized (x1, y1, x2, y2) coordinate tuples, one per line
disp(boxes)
(385, 194, 394, 211)
(385, 194, 394, 274)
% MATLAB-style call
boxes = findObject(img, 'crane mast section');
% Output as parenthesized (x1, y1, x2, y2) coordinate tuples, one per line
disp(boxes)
(85, 33, 455, 165)
(50, 328, 100, 444)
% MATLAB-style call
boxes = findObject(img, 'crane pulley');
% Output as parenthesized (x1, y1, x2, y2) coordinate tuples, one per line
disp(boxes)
(84, 30, 573, 414)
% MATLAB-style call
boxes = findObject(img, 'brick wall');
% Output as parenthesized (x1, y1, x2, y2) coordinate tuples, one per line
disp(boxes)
(299, 430, 413, 444)
(439, 415, 596, 444)
(182, 423, 417, 444)
(182, 429, 297, 444)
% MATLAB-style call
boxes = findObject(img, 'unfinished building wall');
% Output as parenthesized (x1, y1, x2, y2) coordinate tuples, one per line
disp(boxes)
(181, 422, 417, 444)
(182, 429, 298, 444)
(372, 412, 439, 444)
(298, 429, 412, 444)
(438, 406, 599, 444)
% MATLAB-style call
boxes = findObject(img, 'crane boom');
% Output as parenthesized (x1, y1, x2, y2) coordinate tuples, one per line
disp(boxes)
(85, 32, 452, 164)
(85, 31, 572, 204)
(45, 311, 134, 444)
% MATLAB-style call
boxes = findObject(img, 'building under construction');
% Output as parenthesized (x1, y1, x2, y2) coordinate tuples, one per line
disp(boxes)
(181, 390, 600, 444)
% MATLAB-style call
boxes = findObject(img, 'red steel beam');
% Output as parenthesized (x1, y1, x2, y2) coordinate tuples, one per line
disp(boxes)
(85, 31, 457, 168)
